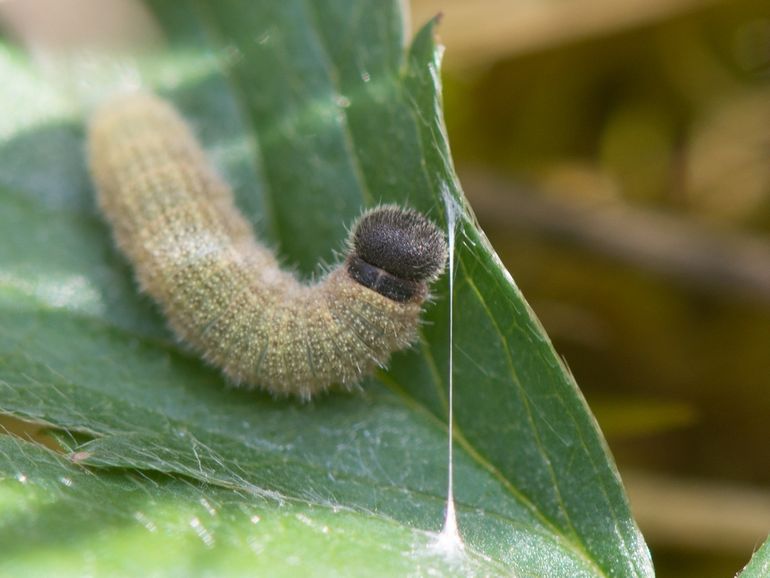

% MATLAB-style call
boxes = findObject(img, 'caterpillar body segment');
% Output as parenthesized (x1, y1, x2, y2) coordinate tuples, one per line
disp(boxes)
(88, 92, 446, 398)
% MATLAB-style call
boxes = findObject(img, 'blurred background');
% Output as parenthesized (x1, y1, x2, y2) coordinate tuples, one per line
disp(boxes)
(1, 0, 768, 575)
(412, 0, 770, 575)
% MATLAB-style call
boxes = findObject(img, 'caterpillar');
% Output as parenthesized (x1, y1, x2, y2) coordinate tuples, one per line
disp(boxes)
(88, 92, 447, 399)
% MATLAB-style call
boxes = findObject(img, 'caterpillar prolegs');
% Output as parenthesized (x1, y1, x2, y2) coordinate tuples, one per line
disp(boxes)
(88, 92, 447, 398)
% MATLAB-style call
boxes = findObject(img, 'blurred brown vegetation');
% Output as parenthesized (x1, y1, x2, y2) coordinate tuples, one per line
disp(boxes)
(412, 0, 770, 575)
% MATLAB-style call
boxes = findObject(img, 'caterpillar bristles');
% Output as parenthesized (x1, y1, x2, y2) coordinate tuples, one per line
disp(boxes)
(88, 91, 447, 398)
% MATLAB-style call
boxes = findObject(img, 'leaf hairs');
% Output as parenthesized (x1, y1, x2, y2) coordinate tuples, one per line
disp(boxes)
(88, 92, 447, 398)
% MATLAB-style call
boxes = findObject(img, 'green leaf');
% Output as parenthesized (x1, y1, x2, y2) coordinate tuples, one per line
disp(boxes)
(0, 1, 653, 576)
(0, 436, 501, 577)
(740, 536, 770, 578)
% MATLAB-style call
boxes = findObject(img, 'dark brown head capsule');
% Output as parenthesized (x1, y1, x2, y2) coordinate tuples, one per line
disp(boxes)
(347, 206, 448, 302)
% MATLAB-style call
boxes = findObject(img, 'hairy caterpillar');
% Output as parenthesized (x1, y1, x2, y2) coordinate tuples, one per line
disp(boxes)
(88, 92, 447, 398)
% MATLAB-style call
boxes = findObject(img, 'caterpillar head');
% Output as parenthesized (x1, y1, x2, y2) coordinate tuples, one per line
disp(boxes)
(347, 205, 448, 302)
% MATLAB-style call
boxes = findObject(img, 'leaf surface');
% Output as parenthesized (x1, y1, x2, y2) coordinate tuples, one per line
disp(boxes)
(740, 536, 770, 578)
(0, 1, 652, 576)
